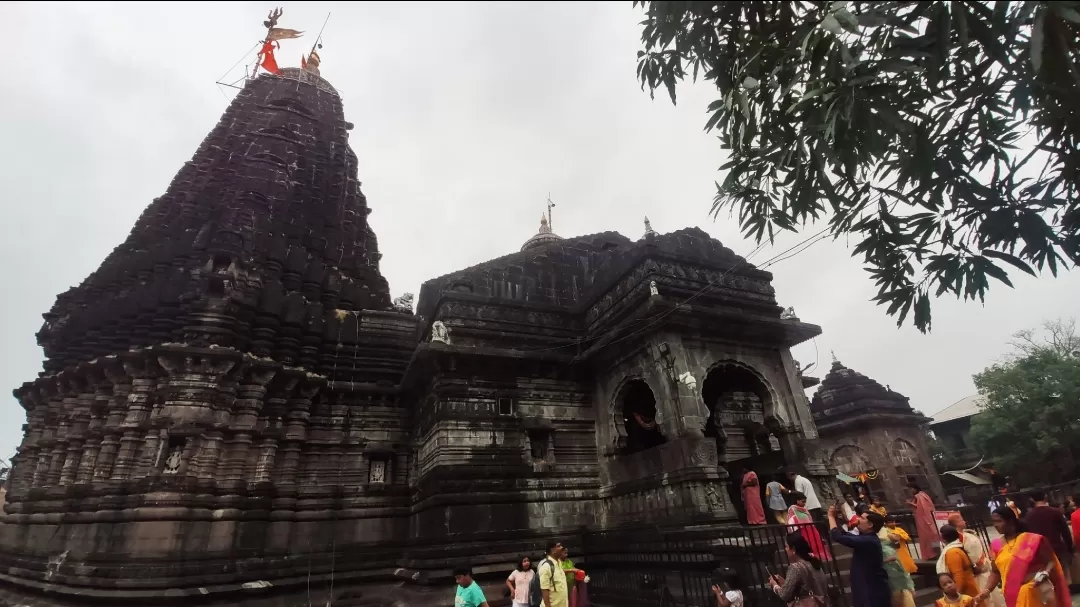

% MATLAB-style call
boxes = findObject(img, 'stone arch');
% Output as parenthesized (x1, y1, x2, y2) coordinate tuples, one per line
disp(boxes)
(831, 445, 885, 500)
(700, 360, 782, 463)
(611, 376, 666, 455)
(831, 445, 872, 474)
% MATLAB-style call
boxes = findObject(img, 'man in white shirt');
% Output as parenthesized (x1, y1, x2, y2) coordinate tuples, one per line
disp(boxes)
(788, 468, 823, 520)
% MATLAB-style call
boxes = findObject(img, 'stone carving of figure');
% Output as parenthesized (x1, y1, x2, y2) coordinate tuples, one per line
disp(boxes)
(678, 371, 697, 392)
(649, 280, 659, 297)
(392, 292, 414, 313)
(431, 320, 450, 344)
(780, 306, 799, 320)
(162, 446, 183, 475)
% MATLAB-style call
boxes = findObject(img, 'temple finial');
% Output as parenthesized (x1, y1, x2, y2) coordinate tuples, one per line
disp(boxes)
(643, 215, 656, 238)
(302, 13, 330, 75)
(831, 350, 839, 363)
(546, 194, 555, 231)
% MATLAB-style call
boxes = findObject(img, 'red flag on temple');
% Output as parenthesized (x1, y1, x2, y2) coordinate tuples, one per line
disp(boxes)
(258, 40, 280, 74)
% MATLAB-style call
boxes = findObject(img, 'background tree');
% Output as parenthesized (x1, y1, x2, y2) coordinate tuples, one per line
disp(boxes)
(969, 318, 1080, 484)
(636, 1, 1080, 332)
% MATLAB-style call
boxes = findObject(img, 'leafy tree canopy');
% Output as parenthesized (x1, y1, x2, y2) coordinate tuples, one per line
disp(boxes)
(969, 319, 1080, 483)
(636, 1, 1080, 332)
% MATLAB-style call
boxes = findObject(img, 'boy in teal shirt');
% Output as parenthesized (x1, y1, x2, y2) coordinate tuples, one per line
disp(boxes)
(453, 566, 489, 607)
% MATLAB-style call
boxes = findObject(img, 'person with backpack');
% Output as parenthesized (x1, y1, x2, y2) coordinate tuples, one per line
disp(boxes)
(537, 541, 568, 607)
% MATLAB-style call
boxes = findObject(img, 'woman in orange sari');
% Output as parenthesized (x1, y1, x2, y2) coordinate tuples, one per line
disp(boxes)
(978, 507, 1069, 607)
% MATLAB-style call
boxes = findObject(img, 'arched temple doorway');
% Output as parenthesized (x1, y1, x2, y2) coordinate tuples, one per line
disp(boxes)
(617, 378, 666, 455)
(701, 363, 786, 523)
(701, 363, 783, 465)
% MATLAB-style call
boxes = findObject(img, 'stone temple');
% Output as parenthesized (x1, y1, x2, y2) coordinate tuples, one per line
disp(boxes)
(0, 68, 834, 605)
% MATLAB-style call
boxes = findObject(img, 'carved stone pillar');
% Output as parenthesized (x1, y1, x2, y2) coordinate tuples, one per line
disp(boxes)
(103, 361, 133, 430)
(253, 438, 278, 483)
(32, 454, 50, 487)
(110, 356, 158, 481)
(234, 363, 277, 430)
(135, 428, 167, 478)
(155, 348, 238, 426)
(276, 442, 302, 495)
(194, 431, 223, 481)
(45, 444, 65, 487)
(223, 433, 253, 484)
(76, 433, 101, 484)
(123, 357, 158, 428)
(59, 439, 83, 486)
(111, 431, 141, 481)
(93, 435, 119, 482)
(285, 379, 321, 442)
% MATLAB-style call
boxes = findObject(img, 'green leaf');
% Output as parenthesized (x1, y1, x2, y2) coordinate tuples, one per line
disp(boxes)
(634, 0, 1079, 332)
(982, 249, 1037, 277)
(1031, 7, 1045, 74)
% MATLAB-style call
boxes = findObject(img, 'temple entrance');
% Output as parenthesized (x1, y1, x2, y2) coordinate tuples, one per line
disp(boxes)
(618, 379, 666, 455)
(701, 363, 786, 523)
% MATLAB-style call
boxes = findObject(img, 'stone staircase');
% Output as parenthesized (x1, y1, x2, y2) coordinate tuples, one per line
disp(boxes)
(827, 543, 940, 607)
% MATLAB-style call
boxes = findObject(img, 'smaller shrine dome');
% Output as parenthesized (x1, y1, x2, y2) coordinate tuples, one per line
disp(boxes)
(810, 357, 913, 418)
(521, 213, 563, 251)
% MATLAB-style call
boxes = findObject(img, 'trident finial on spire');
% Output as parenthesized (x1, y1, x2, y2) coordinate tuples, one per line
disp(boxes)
(546, 193, 555, 231)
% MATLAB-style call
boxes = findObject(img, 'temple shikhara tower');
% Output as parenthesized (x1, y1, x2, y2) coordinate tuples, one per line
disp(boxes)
(0, 46, 848, 607)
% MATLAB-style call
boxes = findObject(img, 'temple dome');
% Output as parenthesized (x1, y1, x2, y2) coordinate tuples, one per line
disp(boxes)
(810, 358, 915, 419)
(520, 214, 563, 251)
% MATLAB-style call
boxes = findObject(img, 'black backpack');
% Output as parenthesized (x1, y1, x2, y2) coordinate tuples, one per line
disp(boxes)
(529, 557, 558, 607)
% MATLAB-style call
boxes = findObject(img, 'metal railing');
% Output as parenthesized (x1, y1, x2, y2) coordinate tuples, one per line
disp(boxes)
(580, 522, 851, 607)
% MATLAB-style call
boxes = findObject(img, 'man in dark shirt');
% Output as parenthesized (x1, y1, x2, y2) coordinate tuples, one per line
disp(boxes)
(1024, 490, 1074, 582)
(829, 504, 892, 607)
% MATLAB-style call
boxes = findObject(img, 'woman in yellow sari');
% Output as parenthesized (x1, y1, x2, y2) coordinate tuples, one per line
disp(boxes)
(880, 515, 918, 574)
(977, 507, 1070, 607)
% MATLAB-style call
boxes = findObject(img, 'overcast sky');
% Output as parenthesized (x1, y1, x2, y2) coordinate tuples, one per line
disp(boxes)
(1, 1, 1077, 459)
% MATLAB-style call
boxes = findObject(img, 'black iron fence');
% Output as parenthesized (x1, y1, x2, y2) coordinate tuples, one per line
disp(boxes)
(580, 521, 851, 607)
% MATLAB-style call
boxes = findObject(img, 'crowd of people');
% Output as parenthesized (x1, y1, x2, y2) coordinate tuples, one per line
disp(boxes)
(452, 483, 1080, 607)
(754, 482, 1077, 607)
(452, 541, 590, 607)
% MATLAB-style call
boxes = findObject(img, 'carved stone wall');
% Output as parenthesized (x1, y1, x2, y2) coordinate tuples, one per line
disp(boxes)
(409, 353, 598, 546)
(817, 424, 944, 507)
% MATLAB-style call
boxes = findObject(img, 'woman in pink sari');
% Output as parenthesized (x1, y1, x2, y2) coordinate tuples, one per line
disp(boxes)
(786, 491, 832, 561)
(906, 483, 939, 559)
(980, 507, 1069, 607)
(742, 468, 767, 525)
